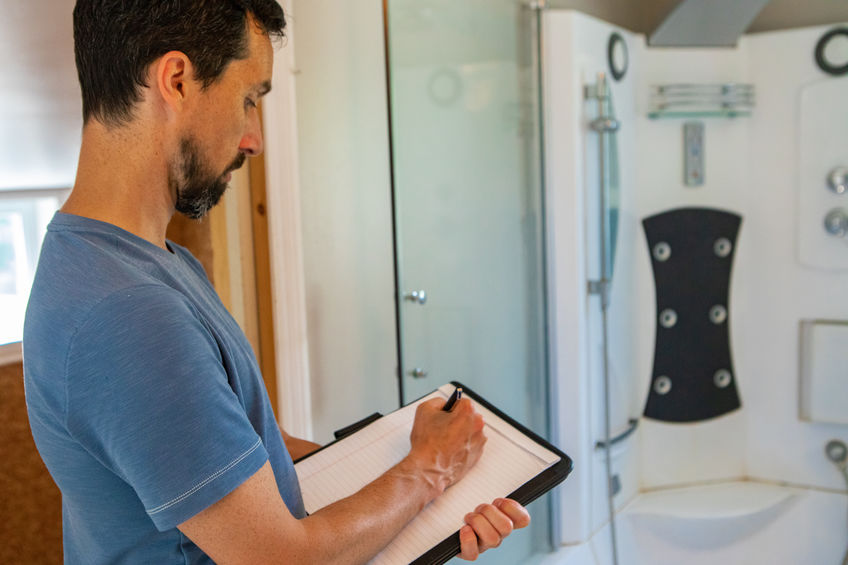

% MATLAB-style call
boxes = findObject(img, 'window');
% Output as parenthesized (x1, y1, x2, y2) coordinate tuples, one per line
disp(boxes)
(0, 190, 67, 346)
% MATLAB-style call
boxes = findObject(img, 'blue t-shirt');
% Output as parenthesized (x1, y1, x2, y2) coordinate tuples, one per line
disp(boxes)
(24, 212, 306, 564)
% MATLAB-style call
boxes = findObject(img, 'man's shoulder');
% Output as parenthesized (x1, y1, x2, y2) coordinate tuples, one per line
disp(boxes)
(23, 217, 201, 383)
(28, 228, 169, 324)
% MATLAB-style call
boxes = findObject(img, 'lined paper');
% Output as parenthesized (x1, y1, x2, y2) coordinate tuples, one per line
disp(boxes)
(294, 385, 560, 565)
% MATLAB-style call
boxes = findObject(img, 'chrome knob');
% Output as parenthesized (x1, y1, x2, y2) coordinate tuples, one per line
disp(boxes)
(403, 290, 427, 305)
(824, 208, 848, 237)
(827, 167, 848, 195)
(408, 368, 428, 379)
(590, 117, 620, 132)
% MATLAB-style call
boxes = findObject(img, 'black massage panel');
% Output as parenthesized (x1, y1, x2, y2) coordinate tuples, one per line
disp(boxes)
(642, 207, 742, 423)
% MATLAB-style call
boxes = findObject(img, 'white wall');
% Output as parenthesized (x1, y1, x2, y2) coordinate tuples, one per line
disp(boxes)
(289, 0, 400, 443)
(743, 24, 848, 492)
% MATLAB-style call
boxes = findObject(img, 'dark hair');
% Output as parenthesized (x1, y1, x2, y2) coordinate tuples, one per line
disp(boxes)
(73, 0, 286, 127)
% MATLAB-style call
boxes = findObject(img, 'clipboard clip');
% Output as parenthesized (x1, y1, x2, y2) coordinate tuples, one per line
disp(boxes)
(333, 412, 383, 440)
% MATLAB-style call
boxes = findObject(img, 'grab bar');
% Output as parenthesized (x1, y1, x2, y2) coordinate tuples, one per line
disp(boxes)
(595, 418, 639, 450)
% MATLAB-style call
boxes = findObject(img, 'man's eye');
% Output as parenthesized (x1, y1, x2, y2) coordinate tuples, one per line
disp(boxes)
(245, 98, 257, 109)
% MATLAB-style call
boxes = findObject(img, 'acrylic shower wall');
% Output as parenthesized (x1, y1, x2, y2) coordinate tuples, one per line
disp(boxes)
(543, 10, 848, 545)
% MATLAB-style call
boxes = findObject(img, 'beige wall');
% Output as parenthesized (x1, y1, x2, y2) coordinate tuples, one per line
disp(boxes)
(548, 0, 848, 35)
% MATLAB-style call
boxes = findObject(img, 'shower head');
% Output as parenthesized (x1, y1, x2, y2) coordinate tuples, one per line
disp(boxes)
(825, 439, 847, 467)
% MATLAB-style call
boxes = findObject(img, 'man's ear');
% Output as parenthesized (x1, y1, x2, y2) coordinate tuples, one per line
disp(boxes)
(154, 51, 194, 115)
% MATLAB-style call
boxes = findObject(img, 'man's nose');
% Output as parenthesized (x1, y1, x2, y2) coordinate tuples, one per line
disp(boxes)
(239, 110, 264, 156)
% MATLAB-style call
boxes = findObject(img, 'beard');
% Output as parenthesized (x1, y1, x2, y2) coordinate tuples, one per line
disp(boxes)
(173, 137, 245, 220)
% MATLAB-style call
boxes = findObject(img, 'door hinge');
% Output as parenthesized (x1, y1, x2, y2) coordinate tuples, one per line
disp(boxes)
(588, 279, 611, 309)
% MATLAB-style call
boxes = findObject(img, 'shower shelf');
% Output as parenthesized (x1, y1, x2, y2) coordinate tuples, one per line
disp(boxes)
(648, 83, 755, 120)
(648, 109, 753, 120)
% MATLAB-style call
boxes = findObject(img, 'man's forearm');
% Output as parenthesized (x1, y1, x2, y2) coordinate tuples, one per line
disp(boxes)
(299, 454, 441, 565)
(180, 399, 494, 565)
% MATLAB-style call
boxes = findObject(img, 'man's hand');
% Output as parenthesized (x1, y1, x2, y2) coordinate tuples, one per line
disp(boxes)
(405, 397, 487, 495)
(459, 498, 531, 560)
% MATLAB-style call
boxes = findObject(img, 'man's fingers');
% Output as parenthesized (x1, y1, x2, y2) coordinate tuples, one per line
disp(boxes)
(459, 524, 479, 561)
(495, 498, 531, 529)
(464, 511, 502, 550)
(475, 503, 514, 538)
(458, 500, 529, 560)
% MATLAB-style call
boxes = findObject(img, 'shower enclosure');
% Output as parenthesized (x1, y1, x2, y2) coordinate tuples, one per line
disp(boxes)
(541, 9, 848, 565)
(382, 2, 848, 563)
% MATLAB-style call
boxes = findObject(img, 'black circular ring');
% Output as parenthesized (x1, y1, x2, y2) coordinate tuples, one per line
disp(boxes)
(814, 27, 848, 77)
(608, 32, 628, 82)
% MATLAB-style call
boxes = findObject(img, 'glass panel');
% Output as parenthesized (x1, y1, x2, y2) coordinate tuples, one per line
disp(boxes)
(0, 193, 64, 345)
(386, 1, 550, 561)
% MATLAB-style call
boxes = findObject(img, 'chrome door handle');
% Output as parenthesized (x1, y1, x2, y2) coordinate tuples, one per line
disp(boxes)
(408, 368, 428, 379)
(403, 290, 427, 305)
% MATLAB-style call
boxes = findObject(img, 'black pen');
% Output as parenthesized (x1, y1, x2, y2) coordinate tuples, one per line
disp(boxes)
(443, 387, 462, 412)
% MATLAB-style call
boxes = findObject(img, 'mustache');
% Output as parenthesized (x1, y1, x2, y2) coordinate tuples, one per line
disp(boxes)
(225, 153, 246, 176)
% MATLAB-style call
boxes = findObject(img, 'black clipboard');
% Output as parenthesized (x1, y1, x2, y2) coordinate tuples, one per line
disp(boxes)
(295, 382, 573, 565)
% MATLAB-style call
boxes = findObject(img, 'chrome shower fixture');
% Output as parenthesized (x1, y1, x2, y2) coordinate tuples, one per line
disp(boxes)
(585, 74, 622, 133)
(828, 167, 848, 195)
(591, 117, 620, 133)
(824, 209, 848, 237)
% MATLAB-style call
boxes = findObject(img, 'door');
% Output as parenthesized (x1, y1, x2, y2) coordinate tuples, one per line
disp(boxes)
(385, 1, 550, 561)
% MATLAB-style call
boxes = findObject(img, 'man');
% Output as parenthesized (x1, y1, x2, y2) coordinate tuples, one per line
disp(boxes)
(23, 1, 530, 563)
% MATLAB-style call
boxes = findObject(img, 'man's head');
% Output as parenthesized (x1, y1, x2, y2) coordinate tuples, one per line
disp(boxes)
(73, 0, 285, 128)
(73, 1, 284, 218)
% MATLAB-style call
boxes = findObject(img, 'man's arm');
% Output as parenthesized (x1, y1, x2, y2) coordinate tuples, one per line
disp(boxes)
(179, 397, 529, 564)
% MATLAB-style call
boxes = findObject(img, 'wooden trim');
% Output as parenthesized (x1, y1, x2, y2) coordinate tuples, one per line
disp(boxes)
(207, 191, 232, 310)
(0, 342, 23, 366)
(207, 166, 263, 370)
(262, 0, 314, 439)
(248, 142, 279, 417)
(236, 167, 261, 371)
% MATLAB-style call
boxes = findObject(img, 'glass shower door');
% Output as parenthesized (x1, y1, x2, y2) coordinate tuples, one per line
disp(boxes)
(385, 1, 549, 561)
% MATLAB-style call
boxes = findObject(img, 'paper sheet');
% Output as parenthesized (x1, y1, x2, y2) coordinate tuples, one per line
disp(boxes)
(294, 385, 560, 565)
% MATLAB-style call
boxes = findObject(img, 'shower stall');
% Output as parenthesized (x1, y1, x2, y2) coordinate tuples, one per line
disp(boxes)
(542, 9, 848, 565)
(381, 2, 848, 564)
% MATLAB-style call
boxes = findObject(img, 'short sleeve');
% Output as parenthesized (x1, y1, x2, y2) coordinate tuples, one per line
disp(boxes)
(64, 285, 269, 531)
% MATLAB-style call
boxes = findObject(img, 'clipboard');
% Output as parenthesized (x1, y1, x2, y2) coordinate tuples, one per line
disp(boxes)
(294, 382, 573, 565)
